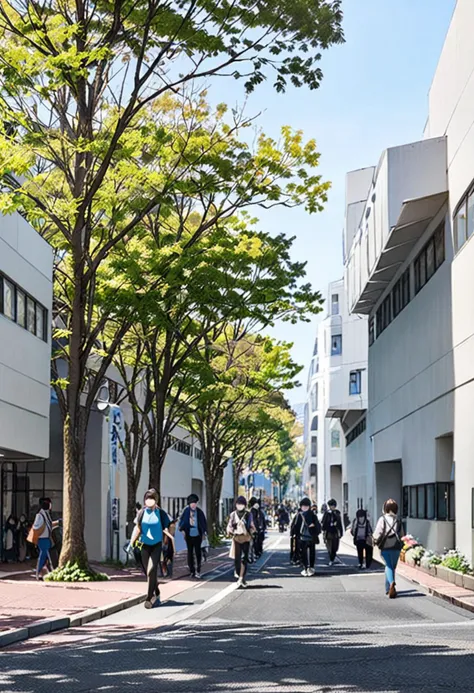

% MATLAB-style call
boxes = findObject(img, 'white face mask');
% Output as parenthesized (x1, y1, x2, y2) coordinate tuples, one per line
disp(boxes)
(254, 503, 259, 509)
(236, 504, 245, 511)
(301, 506, 310, 512)
(145, 498, 156, 508)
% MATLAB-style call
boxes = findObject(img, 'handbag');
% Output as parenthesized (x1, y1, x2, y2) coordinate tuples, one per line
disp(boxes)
(201, 535, 210, 550)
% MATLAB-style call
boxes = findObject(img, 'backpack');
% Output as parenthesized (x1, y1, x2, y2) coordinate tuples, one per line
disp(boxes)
(378, 516, 403, 550)
(234, 511, 251, 544)
(300, 513, 313, 542)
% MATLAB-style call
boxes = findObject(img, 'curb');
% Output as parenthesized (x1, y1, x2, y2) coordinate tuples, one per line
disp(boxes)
(0, 593, 146, 649)
(0, 553, 231, 650)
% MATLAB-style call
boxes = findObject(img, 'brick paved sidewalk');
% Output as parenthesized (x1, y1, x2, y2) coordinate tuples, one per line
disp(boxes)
(0, 545, 231, 633)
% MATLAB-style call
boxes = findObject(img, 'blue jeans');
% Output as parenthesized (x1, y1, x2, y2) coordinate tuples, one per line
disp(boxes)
(381, 548, 401, 593)
(37, 538, 52, 574)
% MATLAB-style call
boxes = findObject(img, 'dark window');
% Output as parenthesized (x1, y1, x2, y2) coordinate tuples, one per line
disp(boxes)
(426, 484, 435, 520)
(345, 417, 366, 447)
(392, 279, 401, 318)
(194, 447, 203, 460)
(401, 268, 410, 308)
(417, 486, 426, 519)
(331, 294, 339, 316)
(311, 416, 318, 432)
(437, 483, 447, 520)
(369, 316, 375, 347)
(468, 191, 474, 241)
(434, 223, 445, 269)
(402, 487, 409, 518)
(311, 436, 317, 458)
(331, 334, 342, 356)
(349, 370, 361, 396)
(310, 463, 317, 476)
(313, 339, 318, 356)
(410, 487, 417, 518)
(415, 224, 445, 294)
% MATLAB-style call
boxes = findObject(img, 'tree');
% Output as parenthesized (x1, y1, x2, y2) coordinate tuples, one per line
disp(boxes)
(0, 2, 342, 568)
(183, 331, 301, 536)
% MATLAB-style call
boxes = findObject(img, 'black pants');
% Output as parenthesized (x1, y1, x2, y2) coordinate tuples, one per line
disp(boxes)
(326, 534, 340, 562)
(254, 531, 264, 557)
(356, 541, 373, 568)
(300, 540, 316, 569)
(186, 535, 202, 575)
(141, 542, 162, 601)
(234, 540, 250, 579)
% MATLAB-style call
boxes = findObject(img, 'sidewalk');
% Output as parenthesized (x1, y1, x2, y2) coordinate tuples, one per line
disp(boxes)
(341, 534, 474, 614)
(0, 545, 232, 646)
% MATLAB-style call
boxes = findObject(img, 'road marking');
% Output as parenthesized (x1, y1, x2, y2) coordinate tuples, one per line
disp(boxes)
(374, 620, 474, 630)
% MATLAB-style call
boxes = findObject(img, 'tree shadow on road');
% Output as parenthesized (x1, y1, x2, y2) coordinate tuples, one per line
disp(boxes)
(1, 620, 473, 692)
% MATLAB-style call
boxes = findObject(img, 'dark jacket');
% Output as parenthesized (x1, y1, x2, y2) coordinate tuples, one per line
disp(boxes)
(291, 510, 321, 542)
(178, 506, 207, 537)
(322, 509, 343, 537)
(251, 506, 266, 533)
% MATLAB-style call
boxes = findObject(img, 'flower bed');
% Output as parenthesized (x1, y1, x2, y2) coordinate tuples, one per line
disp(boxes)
(402, 540, 474, 591)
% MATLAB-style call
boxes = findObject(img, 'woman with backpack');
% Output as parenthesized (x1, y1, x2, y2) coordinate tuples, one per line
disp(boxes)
(373, 498, 403, 598)
(226, 496, 256, 588)
(351, 508, 373, 570)
(292, 497, 321, 576)
(130, 489, 172, 608)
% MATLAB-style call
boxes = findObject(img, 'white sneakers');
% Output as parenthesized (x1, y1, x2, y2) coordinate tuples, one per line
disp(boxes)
(236, 578, 248, 588)
(301, 567, 315, 577)
(195, 572, 202, 579)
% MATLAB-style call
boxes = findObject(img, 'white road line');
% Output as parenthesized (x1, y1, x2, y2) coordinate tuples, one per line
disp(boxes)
(374, 620, 474, 629)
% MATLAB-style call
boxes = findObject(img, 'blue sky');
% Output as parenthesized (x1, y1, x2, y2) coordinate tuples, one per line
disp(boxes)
(209, 0, 456, 405)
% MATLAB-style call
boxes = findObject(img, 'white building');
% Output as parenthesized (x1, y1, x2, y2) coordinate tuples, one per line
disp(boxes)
(0, 213, 53, 533)
(303, 278, 368, 513)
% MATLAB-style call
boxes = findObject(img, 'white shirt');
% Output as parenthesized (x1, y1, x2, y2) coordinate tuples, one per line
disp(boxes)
(33, 510, 52, 539)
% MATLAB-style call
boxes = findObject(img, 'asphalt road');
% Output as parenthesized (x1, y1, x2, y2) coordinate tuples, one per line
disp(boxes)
(2, 532, 474, 692)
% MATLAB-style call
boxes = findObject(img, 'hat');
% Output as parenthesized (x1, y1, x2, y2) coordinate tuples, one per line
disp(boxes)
(187, 494, 199, 504)
(236, 496, 247, 506)
(327, 498, 337, 508)
(249, 496, 258, 506)
(300, 497, 311, 507)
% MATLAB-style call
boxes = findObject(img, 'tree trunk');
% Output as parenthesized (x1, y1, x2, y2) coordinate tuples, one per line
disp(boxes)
(60, 411, 88, 568)
(233, 463, 240, 502)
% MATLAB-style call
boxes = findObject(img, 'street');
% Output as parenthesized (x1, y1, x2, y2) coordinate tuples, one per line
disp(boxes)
(1, 532, 474, 692)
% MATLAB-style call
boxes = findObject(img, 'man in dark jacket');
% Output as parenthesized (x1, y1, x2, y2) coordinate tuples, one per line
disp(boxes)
(291, 498, 321, 576)
(322, 498, 344, 566)
(249, 497, 265, 559)
(179, 494, 207, 578)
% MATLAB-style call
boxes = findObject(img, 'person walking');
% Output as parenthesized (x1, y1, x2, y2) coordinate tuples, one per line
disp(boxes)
(29, 498, 58, 580)
(227, 496, 256, 588)
(249, 497, 265, 559)
(351, 509, 373, 569)
(292, 498, 321, 576)
(179, 494, 207, 579)
(131, 489, 172, 608)
(322, 499, 343, 566)
(373, 499, 403, 598)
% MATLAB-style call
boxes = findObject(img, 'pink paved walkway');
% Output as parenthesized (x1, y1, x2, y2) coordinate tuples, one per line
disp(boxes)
(0, 547, 231, 633)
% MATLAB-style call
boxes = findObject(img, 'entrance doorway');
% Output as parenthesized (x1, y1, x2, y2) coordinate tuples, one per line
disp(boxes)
(375, 460, 402, 517)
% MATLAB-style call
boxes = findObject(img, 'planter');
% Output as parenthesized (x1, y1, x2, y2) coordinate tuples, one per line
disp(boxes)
(462, 574, 474, 592)
(429, 566, 438, 578)
(435, 565, 450, 583)
(436, 565, 464, 586)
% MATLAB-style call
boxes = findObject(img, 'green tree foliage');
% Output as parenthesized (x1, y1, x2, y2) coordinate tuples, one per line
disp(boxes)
(0, 1, 342, 566)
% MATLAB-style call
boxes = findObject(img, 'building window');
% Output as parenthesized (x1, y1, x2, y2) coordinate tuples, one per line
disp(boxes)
(194, 447, 203, 460)
(27, 297, 36, 334)
(331, 334, 342, 356)
(349, 370, 361, 396)
(368, 316, 375, 347)
(310, 463, 317, 476)
(310, 415, 318, 432)
(414, 223, 445, 294)
(310, 383, 318, 412)
(345, 417, 366, 447)
(467, 189, 474, 242)
(454, 200, 467, 252)
(311, 436, 317, 457)
(313, 339, 318, 356)
(331, 294, 339, 315)
(405, 482, 454, 521)
(16, 289, 26, 328)
(331, 430, 340, 449)
(36, 306, 45, 341)
(3, 278, 15, 320)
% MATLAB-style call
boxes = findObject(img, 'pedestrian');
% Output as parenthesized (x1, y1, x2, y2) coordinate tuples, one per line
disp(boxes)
(249, 497, 265, 559)
(131, 489, 172, 608)
(292, 497, 321, 576)
(227, 496, 256, 589)
(277, 504, 289, 533)
(351, 509, 373, 569)
(17, 514, 29, 562)
(178, 493, 208, 579)
(322, 498, 343, 566)
(3, 515, 18, 562)
(373, 499, 403, 598)
(29, 498, 58, 580)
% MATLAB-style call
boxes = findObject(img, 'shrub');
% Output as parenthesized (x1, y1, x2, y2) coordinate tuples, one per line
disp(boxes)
(410, 545, 425, 565)
(44, 561, 109, 582)
(420, 550, 441, 569)
(441, 549, 472, 575)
